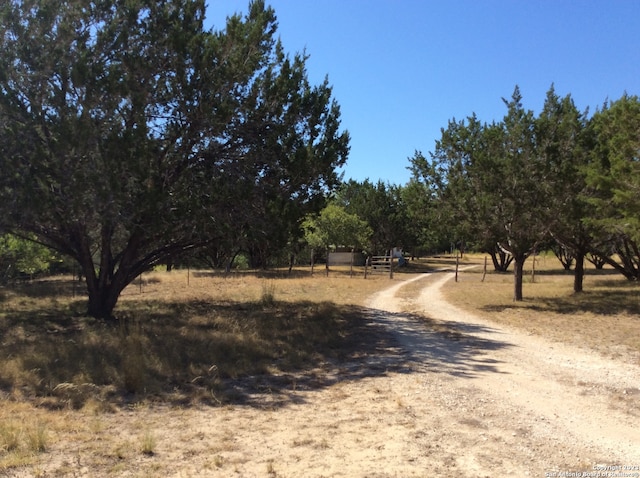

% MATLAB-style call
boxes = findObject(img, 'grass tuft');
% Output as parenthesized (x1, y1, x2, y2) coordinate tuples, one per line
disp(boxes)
(0, 422, 21, 452)
(266, 459, 277, 476)
(119, 319, 150, 394)
(260, 280, 277, 306)
(25, 421, 48, 453)
(140, 430, 156, 456)
(213, 455, 224, 468)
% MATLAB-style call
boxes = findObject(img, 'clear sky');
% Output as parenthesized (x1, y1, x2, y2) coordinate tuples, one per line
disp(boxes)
(206, 0, 640, 186)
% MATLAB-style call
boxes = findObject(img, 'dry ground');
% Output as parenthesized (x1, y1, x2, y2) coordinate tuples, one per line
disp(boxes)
(1, 258, 640, 477)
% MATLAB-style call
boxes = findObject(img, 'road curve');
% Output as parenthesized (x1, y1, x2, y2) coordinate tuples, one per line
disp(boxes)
(367, 271, 640, 474)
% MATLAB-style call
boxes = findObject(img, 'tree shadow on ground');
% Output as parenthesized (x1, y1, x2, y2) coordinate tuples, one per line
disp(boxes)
(480, 282, 640, 316)
(0, 291, 512, 410)
(191, 269, 314, 280)
(0, 278, 78, 299)
(0, 276, 164, 301)
(524, 268, 620, 277)
(222, 307, 512, 408)
(374, 310, 511, 377)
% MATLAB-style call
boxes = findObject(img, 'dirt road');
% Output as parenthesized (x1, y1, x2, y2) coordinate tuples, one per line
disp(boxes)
(367, 272, 640, 477)
(19, 271, 640, 477)
(165, 271, 640, 477)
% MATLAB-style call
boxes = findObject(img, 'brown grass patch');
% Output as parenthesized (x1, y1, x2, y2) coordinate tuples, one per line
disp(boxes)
(443, 253, 640, 359)
(1, 258, 639, 475)
(0, 267, 415, 473)
(0, 269, 403, 411)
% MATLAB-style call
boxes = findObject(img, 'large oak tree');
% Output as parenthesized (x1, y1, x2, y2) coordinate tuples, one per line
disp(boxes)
(0, 0, 349, 318)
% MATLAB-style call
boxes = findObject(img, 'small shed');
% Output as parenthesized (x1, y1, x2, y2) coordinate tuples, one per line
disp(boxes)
(327, 251, 365, 266)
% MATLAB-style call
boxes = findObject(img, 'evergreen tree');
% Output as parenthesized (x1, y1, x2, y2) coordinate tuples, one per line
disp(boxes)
(0, 0, 349, 318)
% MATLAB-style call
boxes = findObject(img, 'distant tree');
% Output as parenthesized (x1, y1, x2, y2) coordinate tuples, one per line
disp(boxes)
(302, 203, 372, 255)
(586, 251, 608, 270)
(334, 179, 409, 254)
(481, 242, 515, 273)
(405, 152, 455, 256)
(549, 242, 575, 271)
(395, 181, 430, 257)
(0, 234, 59, 282)
(0, 0, 349, 318)
(398, 177, 429, 256)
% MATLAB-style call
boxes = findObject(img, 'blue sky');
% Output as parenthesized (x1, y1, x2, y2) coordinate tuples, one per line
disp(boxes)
(206, 1, 640, 186)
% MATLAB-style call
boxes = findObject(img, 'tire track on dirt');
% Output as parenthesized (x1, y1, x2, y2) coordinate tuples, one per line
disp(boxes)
(368, 271, 640, 473)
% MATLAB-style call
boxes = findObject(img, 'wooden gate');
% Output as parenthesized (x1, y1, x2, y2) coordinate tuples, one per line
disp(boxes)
(366, 253, 394, 278)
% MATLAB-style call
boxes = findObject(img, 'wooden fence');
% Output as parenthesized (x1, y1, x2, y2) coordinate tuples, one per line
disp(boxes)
(365, 254, 394, 279)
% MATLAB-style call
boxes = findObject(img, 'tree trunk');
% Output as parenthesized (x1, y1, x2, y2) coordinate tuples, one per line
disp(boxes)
(87, 284, 122, 320)
(489, 248, 513, 272)
(513, 254, 526, 301)
(225, 250, 240, 275)
(587, 253, 606, 270)
(551, 244, 574, 271)
(288, 253, 295, 276)
(573, 251, 585, 293)
(489, 251, 501, 271)
(77, 229, 135, 320)
(325, 247, 329, 277)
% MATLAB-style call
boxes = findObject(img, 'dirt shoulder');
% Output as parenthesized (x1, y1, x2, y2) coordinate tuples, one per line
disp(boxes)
(7, 271, 640, 477)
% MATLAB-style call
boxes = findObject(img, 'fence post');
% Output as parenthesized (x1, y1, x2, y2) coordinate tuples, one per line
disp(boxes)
(389, 249, 394, 279)
(311, 248, 315, 276)
(531, 253, 536, 283)
(482, 256, 487, 282)
(350, 248, 354, 277)
(325, 247, 329, 277)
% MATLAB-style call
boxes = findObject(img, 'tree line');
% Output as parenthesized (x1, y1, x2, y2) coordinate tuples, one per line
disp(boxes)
(409, 86, 640, 300)
(0, 0, 437, 318)
(2, 1, 638, 317)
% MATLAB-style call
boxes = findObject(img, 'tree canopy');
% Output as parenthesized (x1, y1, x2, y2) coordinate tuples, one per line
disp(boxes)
(302, 203, 372, 253)
(585, 94, 640, 280)
(0, 0, 349, 318)
(334, 179, 415, 255)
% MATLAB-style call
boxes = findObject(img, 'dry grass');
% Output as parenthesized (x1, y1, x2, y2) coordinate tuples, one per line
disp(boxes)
(0, 268, 404, 410)
(1, 257, 639, 474)
(0, 267, 407, 473)
(443, 253, 640, 359)
(139, 429, 157, 456)
(0, 404, 50, 470)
